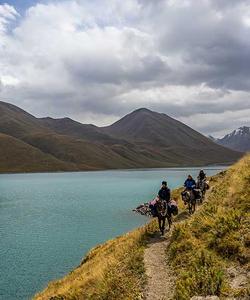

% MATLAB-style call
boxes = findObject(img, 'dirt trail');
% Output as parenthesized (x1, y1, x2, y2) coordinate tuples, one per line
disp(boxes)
(143, 210, 193, 300)
(143, 232, 175, 300)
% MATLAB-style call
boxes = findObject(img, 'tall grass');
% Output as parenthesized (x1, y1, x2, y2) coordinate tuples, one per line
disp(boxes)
(34, 220, 158, 300)
(168, 155, 250, 299)
(34, 155, 250, 300)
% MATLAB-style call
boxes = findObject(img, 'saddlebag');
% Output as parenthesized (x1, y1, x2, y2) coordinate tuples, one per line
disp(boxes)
(169, 200, 178, 216)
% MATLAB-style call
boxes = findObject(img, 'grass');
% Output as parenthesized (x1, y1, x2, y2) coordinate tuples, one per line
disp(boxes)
(33, 221, 158, 300)
(168, 154, 250, 299)
(34, 155, 249, 300)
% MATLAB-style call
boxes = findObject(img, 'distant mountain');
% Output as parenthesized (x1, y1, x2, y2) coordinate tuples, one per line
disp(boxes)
(208, 135, 217, 142)
(216, 126, 250, 152)
(0, 101, 242, 173)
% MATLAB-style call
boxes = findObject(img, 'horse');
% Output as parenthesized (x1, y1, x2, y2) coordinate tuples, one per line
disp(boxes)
(181, 189, 197, 214)
(155, 198, 172, 235)
(196, 179, 209, 203)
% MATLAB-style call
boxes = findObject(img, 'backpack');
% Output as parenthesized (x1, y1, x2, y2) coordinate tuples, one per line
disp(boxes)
(169, 200, 178, 216)
(149, 197, 159, 217)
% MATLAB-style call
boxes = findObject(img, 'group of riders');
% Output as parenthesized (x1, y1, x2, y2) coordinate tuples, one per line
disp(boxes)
(151, 170, 209, 235)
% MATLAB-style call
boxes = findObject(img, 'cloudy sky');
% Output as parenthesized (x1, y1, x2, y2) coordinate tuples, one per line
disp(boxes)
(0, 0, 250, 137)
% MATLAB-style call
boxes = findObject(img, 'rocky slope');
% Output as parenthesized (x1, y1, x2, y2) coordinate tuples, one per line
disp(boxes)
(216, 126, 250, 152)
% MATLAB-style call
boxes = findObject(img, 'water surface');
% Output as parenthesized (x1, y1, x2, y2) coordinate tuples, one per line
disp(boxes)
(0, 166, 226, 300)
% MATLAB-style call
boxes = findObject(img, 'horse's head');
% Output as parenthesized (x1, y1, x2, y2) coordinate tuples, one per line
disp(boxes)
(155, 199, 167, 217)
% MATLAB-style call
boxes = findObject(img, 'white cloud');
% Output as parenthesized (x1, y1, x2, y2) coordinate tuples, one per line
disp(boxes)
(0, 3, 19, 36)
(0, 0, 250, 136)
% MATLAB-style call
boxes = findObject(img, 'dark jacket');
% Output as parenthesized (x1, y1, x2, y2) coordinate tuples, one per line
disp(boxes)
(198, 171, 206, 181)
(184, 178, 196, 189)
(158, 187, 171, 202)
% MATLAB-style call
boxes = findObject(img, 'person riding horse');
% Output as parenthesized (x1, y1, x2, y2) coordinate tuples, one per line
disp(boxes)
(197, 170, 208, 201)
(158, 181, 171, 208)
(182, 175, 198, 204)
(197, 169, 206, 181)
(184, 175, 196, 192)
(156, 181, 171, 235)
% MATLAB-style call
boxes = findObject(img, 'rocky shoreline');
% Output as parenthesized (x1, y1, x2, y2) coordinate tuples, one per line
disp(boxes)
(133, 202, 152, 216)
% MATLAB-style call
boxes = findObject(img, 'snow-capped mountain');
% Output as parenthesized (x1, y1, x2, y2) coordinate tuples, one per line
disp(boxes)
(217, 126, 250, 152)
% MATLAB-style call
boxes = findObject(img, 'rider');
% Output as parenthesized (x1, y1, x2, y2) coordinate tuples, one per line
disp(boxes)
(158, 181, 171, 202)
(158, 181, 171, 214)
(184, 175, 196, 190)
(197, 169, 206, 181)
(197, 169, 207, 188)
(182, 175, 198, 203)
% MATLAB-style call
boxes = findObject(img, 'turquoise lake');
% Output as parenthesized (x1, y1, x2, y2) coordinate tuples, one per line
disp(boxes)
(0, 166, 226, 300)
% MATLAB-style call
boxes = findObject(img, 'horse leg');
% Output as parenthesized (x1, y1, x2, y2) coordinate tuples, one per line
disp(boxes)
(161, 217, 165, 235)
(158, 217, 164, 233)
(188, 200, 192, 214)
(192, 199, 196, 213)
(158, 217, 162, 233)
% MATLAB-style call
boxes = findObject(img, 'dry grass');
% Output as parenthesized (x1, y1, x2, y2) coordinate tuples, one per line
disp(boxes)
(168, 154, 250, 299)
(33, 221, 158, 300)
(34, 155, 249, 300)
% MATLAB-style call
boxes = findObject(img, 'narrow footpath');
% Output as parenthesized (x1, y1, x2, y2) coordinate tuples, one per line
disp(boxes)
(143, 232, 175, 300)
(143, 207, 198, 300)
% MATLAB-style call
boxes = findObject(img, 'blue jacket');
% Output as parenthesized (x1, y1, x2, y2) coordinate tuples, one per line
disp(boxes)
(184, 178, 196, 189)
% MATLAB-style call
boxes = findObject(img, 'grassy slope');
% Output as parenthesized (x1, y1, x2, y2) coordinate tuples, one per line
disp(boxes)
(0, 101, 242, 173)
(34, 155, 249, 300)
(34, 222, 158, 300)
(0, 133, 77, 173)
(168, 154, 250, 299)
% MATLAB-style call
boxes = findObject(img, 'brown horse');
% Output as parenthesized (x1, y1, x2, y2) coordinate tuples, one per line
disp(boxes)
(155, 199, 172, 235)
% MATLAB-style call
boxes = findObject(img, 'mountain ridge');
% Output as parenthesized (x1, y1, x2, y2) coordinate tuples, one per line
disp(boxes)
(0, 100, 242, 172)
(215, 126, 250, 152)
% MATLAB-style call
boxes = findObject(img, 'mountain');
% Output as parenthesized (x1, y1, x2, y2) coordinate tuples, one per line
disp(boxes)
(208, 135, 217, 142)
(0, 101, 242, 172)
(103, 108, 242, 165)
(0, 133, 76, 173)
(216, 126, 250, 152)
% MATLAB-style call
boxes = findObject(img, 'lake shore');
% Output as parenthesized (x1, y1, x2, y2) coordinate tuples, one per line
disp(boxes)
(33, 155, 249, 299)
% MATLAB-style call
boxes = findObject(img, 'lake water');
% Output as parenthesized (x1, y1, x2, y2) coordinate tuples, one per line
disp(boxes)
(0, 166, 226, 300)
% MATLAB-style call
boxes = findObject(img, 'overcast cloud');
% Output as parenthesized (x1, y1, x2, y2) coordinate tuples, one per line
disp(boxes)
(0, 0, 250, 137)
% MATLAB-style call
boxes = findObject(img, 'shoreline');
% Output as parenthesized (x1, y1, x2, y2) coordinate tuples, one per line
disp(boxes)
(32, 181, 193, 299)
(0, 163, 230, 176)
(33, 154, 250, 299)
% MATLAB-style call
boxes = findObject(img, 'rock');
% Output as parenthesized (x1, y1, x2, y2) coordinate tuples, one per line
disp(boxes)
(133, 202, 152, 216)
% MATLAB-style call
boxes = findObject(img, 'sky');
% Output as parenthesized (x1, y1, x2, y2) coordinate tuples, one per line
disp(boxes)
(0, 0, 250, 137)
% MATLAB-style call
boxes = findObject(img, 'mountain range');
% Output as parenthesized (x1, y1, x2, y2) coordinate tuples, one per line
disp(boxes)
(0, 101, 242, 173)
(214, 126, 250, 152)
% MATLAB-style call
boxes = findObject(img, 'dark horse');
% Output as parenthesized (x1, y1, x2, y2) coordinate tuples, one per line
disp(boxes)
(181, 189, 197, 214)
(197, 179, 209, 203)
(155, 199, 172, 235)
